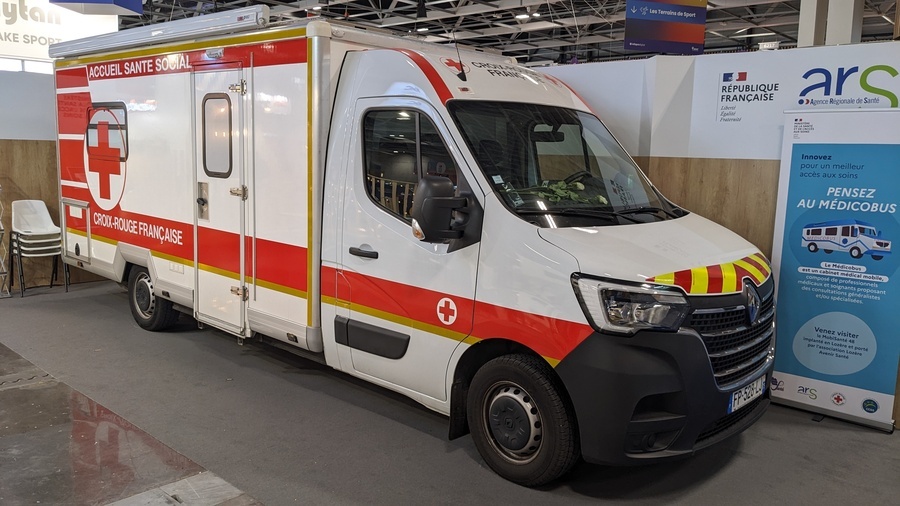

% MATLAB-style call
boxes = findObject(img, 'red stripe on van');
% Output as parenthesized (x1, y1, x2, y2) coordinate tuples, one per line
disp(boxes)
(82, 39, 308, 81)
(56, 67, 88, 89)
(394, 49, 454, 105)
(324, 267, 592, 361)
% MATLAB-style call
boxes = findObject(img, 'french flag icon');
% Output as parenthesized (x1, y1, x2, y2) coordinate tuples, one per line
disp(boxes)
(723, 72, 748, 82)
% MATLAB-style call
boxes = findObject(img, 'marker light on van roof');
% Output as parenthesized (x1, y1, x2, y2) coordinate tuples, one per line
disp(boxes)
(573, 276, 689, 335)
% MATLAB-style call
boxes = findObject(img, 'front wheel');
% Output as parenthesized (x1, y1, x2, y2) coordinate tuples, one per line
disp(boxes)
(128, 266, 179, 331)
(807, 243, 818, 253)
(850, 246, 863, 259)
(467, 354, 579, 487)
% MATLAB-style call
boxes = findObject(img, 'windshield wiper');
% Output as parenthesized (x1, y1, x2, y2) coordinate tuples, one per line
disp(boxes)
(616, 206, 680, 219)
(516, 208, 643, 223)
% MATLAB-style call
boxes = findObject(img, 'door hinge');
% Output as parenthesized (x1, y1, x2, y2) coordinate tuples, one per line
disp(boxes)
(228, 79, 247, 95)
(231, 286, 248, 300)
(229, 186, 248, 200)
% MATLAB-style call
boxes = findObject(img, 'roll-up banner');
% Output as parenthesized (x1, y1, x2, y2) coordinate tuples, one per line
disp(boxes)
(771, 109, 900, 432)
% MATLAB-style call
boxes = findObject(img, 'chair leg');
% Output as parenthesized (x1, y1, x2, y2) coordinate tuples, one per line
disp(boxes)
(50, 255, 57, 289)
(16, 246, 24, 298)
(64, 260, 70, 292)
(7, 234, 13, 289)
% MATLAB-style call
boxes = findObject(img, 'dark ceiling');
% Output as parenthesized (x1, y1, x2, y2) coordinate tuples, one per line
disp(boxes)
(122, 1, 898, 65)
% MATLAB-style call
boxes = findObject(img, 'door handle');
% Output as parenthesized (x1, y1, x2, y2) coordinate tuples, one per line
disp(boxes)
(196, 197, 208, 206)
(349, 247, 379, 259)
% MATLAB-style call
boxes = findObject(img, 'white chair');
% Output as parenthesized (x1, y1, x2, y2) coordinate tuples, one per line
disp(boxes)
(9, 200, 69, 297)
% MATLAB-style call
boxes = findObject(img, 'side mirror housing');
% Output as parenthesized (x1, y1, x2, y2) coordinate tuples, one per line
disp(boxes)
(410, 175, 467, 242)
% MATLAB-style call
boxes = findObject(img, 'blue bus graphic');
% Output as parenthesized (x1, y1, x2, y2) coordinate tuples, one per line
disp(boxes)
(801, 219, 891, 261)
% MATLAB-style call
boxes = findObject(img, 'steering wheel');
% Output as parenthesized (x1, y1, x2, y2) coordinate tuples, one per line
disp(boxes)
(564, 170, 593, 184)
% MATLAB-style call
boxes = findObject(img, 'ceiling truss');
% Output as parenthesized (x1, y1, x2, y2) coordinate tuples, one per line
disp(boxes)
(121, 0, 898, 64)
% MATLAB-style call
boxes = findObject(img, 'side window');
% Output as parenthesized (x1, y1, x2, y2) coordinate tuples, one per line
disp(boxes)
(363, 109, 458, 222)
(86, 102, 128, 162)
(825, 227, 838, 236)
(202, 93, 232, 178)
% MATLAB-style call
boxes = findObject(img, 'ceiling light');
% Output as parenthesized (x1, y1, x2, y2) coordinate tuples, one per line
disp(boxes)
(731, 32, 776, 38)
(882, 15, 894, 25)
(417, 27, 429, 32)
(532, 12, 540, 17)
(515, 13, 530, 19)
(312, 6, 321, 10)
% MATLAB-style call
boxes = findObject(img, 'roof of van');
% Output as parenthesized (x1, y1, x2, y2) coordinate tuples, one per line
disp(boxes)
(803, 219, 877, 228)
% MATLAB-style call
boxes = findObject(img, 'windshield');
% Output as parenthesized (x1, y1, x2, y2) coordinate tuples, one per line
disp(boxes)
(448, 101, 684, 226)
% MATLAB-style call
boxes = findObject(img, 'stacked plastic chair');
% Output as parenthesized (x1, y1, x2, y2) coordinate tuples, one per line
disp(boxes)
(8, 200, 69, 297)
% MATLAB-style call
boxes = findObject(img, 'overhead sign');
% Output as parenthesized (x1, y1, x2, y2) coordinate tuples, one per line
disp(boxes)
(624, 0, 707, 55)
(771, 109, 900, 432)
(0, 0, 117, 61)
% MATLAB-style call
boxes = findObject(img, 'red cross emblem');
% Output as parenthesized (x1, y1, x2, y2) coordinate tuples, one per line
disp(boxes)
(85, 105, 127, 211)
(440, 58, 469, 75)
(436, 297, 457, 325)
(89, 121, 122, 199)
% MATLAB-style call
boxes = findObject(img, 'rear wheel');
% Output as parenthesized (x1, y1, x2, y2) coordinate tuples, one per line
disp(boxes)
(467, 354, 579, 487)
(850, 246, 863, 259)
(128, 266, 179, 331)
(872, 255, 883, 261)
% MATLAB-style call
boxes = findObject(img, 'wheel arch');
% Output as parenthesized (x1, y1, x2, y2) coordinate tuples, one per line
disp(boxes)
(448, 337, 572, 440)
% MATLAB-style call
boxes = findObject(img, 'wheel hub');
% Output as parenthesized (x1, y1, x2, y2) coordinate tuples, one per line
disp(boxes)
(134, 274, 156, 318)
(485, 383, 542, 461)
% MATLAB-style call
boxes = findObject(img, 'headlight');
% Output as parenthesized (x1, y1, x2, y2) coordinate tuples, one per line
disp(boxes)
(572, 275, 690, 335)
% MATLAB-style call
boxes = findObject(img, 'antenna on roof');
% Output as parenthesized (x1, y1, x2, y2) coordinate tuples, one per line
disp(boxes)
(452, 31, 467, 82)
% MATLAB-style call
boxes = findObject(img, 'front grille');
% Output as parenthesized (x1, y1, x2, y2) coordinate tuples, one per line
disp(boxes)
(687, 285, 774, 388)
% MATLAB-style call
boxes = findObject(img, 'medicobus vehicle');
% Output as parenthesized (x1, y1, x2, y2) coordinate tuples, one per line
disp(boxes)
(801, 219, 892, 260)
(51, 6, 776, 486)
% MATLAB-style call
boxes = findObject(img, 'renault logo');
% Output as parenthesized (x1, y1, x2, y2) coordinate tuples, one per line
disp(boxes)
(745, 281, 761, 325)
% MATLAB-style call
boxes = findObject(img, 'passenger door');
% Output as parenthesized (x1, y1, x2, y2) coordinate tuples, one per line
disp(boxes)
(193, 68, 246, 333)
(337, 98, 479, 402)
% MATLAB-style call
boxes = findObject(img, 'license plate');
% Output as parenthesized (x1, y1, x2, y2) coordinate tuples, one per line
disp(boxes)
(728, 375, 766, 414)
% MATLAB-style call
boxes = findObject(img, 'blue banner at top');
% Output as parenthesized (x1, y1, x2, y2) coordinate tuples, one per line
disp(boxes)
(624, 0, 707, 55)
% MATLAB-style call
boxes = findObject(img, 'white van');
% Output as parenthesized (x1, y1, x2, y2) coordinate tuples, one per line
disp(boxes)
(51, 7, 775, 485)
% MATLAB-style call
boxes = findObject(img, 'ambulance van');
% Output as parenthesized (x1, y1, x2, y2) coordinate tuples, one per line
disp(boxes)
(51, 6, 775, 486)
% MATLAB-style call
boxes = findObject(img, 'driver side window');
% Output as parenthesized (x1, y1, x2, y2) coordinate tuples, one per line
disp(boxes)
(362, 109, 458, 222)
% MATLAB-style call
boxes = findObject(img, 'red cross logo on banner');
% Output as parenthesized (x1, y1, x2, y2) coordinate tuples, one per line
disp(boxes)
(436, 297, 458, 325)
(84, 105, 127, 211)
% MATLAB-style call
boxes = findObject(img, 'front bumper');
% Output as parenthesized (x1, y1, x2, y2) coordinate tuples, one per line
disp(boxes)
(554, 328, 773, 465)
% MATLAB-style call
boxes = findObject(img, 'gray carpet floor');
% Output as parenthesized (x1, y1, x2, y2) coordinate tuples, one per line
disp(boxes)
(1, 282, 897, 505)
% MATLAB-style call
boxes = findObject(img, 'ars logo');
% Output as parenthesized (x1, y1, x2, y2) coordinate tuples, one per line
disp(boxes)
(84, 102, 129, 211)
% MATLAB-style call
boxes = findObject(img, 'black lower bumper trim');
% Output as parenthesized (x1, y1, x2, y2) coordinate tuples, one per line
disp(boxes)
(554, 329, 773, 465)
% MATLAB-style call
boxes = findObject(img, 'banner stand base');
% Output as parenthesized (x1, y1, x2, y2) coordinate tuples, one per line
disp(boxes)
(772, 398, 895, 434)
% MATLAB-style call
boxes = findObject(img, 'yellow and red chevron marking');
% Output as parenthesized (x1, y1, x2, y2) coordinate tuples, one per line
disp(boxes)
(646, 253, 771, 295)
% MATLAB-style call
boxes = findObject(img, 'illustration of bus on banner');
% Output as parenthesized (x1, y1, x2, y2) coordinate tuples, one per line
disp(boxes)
(801, 219, 892, 260)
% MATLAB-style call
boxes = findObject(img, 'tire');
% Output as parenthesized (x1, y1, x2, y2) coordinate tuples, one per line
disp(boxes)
(128, 266, 179, 331)
(467, 354, 579, 487)
(823, 249, 833, 254)
(850, 247, 863, 259)
(872, 255, 883, 261)
(807, 243, 818, 253)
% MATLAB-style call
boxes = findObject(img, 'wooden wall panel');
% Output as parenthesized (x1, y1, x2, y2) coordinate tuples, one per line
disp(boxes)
(645, 157, 780, 259)
(0, 140, 102, 292)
